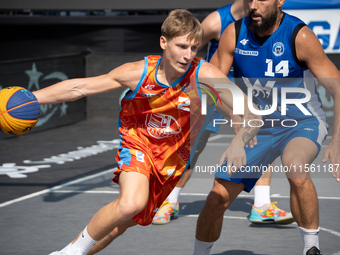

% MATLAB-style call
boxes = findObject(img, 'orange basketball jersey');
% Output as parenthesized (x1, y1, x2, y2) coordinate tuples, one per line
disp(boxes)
(116, 55, 213, 185)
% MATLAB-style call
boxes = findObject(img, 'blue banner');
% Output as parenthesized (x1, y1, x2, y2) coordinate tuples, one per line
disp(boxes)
(283, 0, 340, 9)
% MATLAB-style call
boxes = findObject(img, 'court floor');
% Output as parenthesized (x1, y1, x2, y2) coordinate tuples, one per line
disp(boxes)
(0, 119, 339, 254)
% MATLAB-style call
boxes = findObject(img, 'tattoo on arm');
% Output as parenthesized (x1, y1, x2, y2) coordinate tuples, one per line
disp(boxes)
(241, 112, 261, 145)
(242, 129, 258, 145)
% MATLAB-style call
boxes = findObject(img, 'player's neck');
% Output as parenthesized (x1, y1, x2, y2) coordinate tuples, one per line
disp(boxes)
(256, 11, 284, 38)
(157, 58, 184, 86)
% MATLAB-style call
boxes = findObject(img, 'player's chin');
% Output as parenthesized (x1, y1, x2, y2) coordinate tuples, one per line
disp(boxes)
(177, 63, 190, 72)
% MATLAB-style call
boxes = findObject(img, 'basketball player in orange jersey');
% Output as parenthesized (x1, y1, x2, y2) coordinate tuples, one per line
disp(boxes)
(33, 9, 261, 255)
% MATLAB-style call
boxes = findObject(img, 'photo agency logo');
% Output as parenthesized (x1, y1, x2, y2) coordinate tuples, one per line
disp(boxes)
(198, 82, 222, 115)
(200, 78, 313, 128)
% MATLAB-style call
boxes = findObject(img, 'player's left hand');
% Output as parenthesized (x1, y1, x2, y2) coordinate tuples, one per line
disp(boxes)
(322, 141, 340, 182)
(232, 115, 257, 148)
(219, 142, 246, 177)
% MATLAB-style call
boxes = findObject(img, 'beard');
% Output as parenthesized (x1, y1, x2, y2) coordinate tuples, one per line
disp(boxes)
(248, 6, 278, 34)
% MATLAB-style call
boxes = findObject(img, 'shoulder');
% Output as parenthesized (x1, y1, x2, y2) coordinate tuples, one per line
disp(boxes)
(294, 25, 331, 72)
(295, 25, 323, 60)
(198, 61, 227, 79)
(219, 22, 236, 47)
(110, 59, 145, 77)
(107, 59, 145, 87)
(295, 25, 317, 44)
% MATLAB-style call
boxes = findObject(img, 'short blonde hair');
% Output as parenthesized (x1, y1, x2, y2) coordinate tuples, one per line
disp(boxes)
(161, 9, 203, 44)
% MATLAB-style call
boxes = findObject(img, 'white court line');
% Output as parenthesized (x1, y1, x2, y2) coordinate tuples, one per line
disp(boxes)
(208, 134, 234, 141)
(177, 215, 340, 239)
(210, 134, 333, 140)
(207, 143, 330, 148)
(1, 167, 339, 244)
(49, 190, 340, 200)
(1, 167, 338, 209)
(0, 168, 117, 208)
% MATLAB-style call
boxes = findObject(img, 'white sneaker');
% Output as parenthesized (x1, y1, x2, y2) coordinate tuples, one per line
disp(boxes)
(49, 243, 83, 255)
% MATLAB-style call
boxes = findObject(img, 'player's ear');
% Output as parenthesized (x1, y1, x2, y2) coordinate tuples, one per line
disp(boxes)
(277, 0, 285, 9)
(160, 36, 167, 50)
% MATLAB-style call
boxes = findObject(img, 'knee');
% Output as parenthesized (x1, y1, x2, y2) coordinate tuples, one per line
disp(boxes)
(116, 197, 147, 219)
(284, 158, 311, 179)
(288, 176, 310, 189)
(204, 189, 231, 215)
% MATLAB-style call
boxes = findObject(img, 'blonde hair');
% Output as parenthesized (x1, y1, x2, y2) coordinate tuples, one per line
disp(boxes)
(161, 9, 203, 43)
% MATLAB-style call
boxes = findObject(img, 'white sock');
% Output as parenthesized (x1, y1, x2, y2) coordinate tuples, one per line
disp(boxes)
(253, 185, 271, 207)
(299, 226, 320, 255)
(167, 187, 182, 203)
(71, 226, 97, 254)
(193, 238, 214, 255)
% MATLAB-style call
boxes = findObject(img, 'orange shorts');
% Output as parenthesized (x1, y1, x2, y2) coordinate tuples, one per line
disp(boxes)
(113, 147, 180, 226)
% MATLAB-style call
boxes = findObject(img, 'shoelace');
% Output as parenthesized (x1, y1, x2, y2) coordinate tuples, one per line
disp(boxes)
(156, 201, 174, 216)
(268, 201, 283, 212)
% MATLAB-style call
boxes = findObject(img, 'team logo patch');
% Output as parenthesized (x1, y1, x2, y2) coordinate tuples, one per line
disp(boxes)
(240, 39, 249, 46)
(181, 83, 190, 93)
(145, 113, 182, 139)
(273, 42, 284, 56)
(145, 84, 155, 90)
(136, 151, 145, 162)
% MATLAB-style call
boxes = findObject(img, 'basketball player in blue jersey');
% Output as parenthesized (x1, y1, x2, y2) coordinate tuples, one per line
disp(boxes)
(202, 1, 294, 225)
(153, 0, 294, 226)
(194, 1, 340, 255)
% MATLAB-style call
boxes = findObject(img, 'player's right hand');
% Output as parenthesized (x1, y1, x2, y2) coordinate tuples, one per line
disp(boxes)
(219, 141, 246, 177)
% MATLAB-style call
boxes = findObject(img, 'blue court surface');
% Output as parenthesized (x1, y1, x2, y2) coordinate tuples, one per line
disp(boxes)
(0, 119, 339, 255)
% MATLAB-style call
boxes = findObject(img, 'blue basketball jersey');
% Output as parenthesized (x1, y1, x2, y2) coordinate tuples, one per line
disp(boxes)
(233, 13, 327, 128)
(205, 4, 236, 133)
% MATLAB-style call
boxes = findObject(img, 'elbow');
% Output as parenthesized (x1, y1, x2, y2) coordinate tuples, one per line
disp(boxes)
(70, 87, 87, 101)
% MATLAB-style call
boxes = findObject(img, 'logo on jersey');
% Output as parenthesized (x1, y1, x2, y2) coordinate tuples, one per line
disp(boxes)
(136, 151, 145, 162)
(145, 113, 182, 139)
(181, 83, 190, 93)
(235, 48, 259, 56)
(240, 39, 249, 45)
(145, 84, 155, 90)
(273, 42, 285, 56)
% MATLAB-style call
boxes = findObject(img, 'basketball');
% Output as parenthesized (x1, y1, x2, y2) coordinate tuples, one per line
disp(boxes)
(0, 86, 40, 135)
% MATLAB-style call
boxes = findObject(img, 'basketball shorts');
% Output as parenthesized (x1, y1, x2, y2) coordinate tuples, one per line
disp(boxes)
(215, 118, 328, 192)
(113, 147, 180, 226)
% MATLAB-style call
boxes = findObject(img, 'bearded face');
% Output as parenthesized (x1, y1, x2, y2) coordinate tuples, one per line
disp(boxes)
(248, 1, 279, 35)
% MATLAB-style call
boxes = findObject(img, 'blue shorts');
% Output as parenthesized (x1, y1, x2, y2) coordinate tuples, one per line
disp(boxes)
(215, 118, 328, 192)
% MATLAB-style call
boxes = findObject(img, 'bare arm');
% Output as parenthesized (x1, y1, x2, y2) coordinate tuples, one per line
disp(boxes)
(33, 60, 144, 105)
(199, 11, 222, 51)
(210, 23, 236, 76)
(296, 26, 340, 182)
(199, 62, 262, 171)
(230, 0, 249, 20)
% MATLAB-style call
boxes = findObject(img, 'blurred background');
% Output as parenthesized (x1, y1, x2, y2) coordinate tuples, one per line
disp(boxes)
(0, 0, 339, 138)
